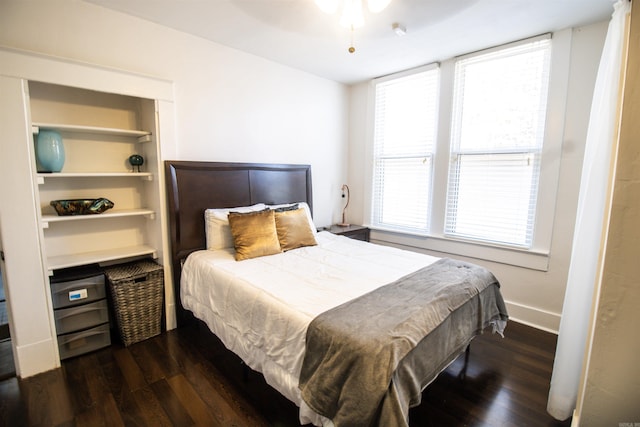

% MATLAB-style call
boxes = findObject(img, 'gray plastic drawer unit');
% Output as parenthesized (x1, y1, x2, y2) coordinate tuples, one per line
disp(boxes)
(49, 264, 111, 359)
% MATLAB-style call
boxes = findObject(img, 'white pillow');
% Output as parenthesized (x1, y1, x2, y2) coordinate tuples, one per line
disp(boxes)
(267, 202, 317, 236)
(205, 203, 267, 250)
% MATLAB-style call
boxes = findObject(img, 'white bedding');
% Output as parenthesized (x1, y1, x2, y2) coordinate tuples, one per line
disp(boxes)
(180, 231, 439, 425)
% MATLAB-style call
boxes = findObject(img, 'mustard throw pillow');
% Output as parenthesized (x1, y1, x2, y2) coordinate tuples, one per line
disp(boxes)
(275, 208, 318, 251)
(228, 209, 282, 261)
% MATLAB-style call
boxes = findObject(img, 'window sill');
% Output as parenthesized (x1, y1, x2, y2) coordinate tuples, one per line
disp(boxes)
(367, 226, 550, 271)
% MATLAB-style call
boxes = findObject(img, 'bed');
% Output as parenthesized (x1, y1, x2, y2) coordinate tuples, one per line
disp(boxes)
(165, 160, 508, 427)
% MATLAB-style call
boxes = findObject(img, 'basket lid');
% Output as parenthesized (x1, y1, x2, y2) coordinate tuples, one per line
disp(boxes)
(104, 260, 162, 281)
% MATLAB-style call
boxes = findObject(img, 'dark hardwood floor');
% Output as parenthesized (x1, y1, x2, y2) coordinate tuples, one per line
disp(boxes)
(0, 321, 571, 427)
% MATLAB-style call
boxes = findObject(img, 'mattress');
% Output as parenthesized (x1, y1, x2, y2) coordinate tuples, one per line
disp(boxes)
(180, 231, 439, 425)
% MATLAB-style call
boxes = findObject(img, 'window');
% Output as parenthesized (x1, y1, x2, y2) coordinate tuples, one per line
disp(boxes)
(371, 65, 439, 234)
(446, 38, 551, 247)
(369, 35, 554, 253)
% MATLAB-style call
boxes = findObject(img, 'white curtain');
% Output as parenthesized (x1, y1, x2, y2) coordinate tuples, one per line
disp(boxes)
(547, 0, 631, 421)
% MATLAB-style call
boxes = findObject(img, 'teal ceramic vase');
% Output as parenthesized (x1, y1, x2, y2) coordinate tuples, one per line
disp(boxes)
(36, 129, 65, 172)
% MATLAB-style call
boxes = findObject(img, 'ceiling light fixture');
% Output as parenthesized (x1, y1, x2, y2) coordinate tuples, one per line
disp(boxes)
(315, 0, 393, 53)
(315, 0, 392, 28)
(392, 22, 406, 36)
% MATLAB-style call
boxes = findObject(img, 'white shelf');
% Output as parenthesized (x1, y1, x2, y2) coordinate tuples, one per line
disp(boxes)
(38, 172, 152, 177)
(37, 172, 153, 184)
(42, 209, 155, 227)
(47, 245, 158, 271)
(33, 122, 151, 139)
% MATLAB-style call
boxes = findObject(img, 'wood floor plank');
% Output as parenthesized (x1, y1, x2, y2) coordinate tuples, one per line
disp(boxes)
(194, 360, 271, 427)
(149, 378, 194, 426)
(20, 368, 76, 426)
(132, 385, 173, 427)
(61, 356, 94, 411)
(0, 339, 16, 380)
(100, 392, 127, 427)
(103, 340, 176, 426)
(169, 345, 247, 426)
(74, 393, 125, 427)
(160, 326, 205, 371)
(109, 381, 148, 426)
(95, 348, 127, 396)
(128, 341, 169, 385)
(0, 377, 28, 426)
(79, 353, 112, 406)
(190, 335, 302, 427)
(167, 374, 220, 426)
(21, 373, 50, 426)
(145, 336, 183, 376)
(112, 347, 146, 391)
(154, 325, 270, 426)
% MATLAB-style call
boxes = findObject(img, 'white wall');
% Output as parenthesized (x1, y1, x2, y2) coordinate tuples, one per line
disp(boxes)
(347, 21, 609, 332)
(0, 0, 348, 377)
(0, 0, 349, 226)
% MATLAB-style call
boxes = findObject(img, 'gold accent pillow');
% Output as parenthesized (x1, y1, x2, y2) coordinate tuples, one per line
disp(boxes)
(228, 209, 282, 261)
(275, 208, 318, 251)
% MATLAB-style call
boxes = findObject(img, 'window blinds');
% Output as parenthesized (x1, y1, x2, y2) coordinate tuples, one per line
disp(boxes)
(372, 66, 439, 233)
(445, 37, 551, 247)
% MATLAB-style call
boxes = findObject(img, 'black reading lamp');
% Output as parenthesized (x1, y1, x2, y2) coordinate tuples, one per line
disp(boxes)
(338, 184, 350, 227)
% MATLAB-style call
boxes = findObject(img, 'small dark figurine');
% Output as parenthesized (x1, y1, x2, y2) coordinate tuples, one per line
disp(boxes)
(128, 154, 144, 172)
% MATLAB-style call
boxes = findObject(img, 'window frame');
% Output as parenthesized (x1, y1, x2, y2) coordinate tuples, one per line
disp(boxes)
(370, 63, 440, 235)
(444, 36, 552, 248)
(364, 33, 570, 271)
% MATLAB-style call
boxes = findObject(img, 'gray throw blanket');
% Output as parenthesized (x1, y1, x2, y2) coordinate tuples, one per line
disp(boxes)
(298, 258, 508, 427)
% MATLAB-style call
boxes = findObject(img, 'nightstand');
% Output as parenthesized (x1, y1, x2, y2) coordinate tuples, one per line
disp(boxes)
(322, 224, 370, 242)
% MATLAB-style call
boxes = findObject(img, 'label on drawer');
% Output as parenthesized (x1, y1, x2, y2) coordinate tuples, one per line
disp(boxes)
(69, 288, 88, 302)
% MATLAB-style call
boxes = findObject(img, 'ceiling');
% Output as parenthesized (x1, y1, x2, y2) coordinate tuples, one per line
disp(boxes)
(86, 0, 615, 84)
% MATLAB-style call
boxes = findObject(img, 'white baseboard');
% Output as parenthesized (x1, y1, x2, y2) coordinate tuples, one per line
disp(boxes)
(166, 302, 176, 330)
(505, 300, 561, 334)
(570, 410, 579, 427)
(14, 337, 59, 378)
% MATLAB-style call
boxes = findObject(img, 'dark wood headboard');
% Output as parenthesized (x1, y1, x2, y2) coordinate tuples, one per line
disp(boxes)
(164, 161, 313, 326)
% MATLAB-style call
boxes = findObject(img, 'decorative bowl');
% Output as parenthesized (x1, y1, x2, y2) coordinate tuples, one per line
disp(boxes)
(50, 198, 114, 216)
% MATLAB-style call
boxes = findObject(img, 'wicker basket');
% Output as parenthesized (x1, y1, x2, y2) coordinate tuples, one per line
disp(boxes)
(104, 260, 164, 346)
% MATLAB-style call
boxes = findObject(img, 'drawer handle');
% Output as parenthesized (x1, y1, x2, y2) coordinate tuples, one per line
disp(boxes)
(62, 328, 106, 343)
(57, 305, 107, 320)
